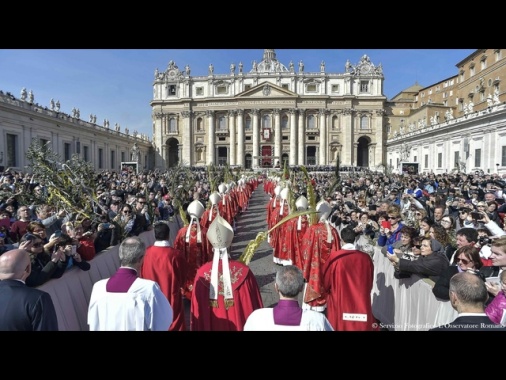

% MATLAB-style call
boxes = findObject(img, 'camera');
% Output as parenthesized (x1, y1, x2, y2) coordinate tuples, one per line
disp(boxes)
(478, 236, 491, 245)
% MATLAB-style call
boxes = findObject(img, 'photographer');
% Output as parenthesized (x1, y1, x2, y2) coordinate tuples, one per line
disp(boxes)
(54, 234, 90, 272)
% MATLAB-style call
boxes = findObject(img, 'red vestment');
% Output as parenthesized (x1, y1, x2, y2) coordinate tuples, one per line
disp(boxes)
(200, 206, 220, 230)
(272, 202, 291, 264)
(141, 244, 188, 331)
(322, 248, 378, 331)
(300, 222, 341, 308)
(173, 222, 212, 300)
(287, 214, 309, 269)
(218, 194, 235, 226)
(190, 260, 263, 331)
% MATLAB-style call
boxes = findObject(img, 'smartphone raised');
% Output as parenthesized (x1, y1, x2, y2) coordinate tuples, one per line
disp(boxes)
(471, 211, 482, 220)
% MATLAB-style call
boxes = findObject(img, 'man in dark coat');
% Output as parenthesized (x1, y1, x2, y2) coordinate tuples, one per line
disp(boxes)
(0, 248, 58, 331)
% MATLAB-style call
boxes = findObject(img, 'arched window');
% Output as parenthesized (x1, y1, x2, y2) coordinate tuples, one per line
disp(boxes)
(332, 115, 339, 130)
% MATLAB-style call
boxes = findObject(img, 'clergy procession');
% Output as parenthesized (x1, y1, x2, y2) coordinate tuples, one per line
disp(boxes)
(2, 161, 506, 331)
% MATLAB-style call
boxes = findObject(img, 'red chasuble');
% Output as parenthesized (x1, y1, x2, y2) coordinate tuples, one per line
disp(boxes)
(173, 222, 212, 300)
(322, 248, 379, 331)
(140, 245, 188, 331)
(190, 260, 263, 331)
(300, 222, 341, 308)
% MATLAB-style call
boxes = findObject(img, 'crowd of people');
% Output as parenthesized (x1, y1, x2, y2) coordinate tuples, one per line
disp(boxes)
(1, 165, 506, 330)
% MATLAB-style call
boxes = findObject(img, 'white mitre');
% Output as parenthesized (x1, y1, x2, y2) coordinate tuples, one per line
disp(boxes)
(207, 215, 235, 307)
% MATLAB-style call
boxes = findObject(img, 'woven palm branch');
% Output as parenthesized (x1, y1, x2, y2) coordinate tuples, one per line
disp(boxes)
(238, 209, 317, 265)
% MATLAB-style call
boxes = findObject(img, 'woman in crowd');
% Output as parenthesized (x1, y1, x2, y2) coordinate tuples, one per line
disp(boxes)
(440, 215, 456, 247)
(377, 205, 405, 248)
(432, 245, 484, 300)
(386, 237, 449, 282)
(22, 232, 67, 287)
(419, 217, 434, 239)
(429, 224, 454, 262)
(381, 225, 416, 257)
(412, 206, 427, 231)
(485, 201, 502, 227)
(485, 270, 506, 325)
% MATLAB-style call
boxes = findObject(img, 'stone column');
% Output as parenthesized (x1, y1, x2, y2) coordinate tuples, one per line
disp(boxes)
(181, 111, 192, 165)
(298, 109, 305, 165)
(237, 109, 244, 167)
(154, 111, 164, 169)
(252, 109, 260, 168)
(207, 110, 215, 164)
(319, 109, 327, 165)
(228, 110, 236, 166)
(273, 109, 281, 164)
(368, 143, 376, 167)
(289, 109, 297, 165)
(341, 109, 353, 165)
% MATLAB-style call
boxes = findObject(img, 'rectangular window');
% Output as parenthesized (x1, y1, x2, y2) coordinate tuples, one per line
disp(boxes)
(196, 87, 204, 96)
(245, 84, 251, 91)
(308, 136, 315, 141)
(502, 146, 506, 166)
(121, 151, 125, 163)
(475, 148, 481, 167)
(438, 153, 442, 168)
(307, 84, 317, 92)
(6, 133, 18, 167)
(360, 81, 369, 93)
(331, 84, 340, 93)
(98, 148, 103, 169)
(218, 137, 226, 141)
(413, 156, 417, 162)
(64, 142, 71, 161)
(169, 85, 176, 95)
(282, 84, 289, 89)
(282, 135, 288, 141)
(245, 136, 251, 141)
(111, 150, 115, 169)
(83, 146, 89, 162)
(424, 154, 429, 168)
(454, 151, 459, 168)
(217, 85, 227, 94)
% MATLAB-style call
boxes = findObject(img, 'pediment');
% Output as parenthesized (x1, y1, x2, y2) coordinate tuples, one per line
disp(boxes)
(237, 81, 298, 98)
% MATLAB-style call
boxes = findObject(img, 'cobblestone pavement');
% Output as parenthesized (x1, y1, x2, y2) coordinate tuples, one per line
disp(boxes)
(230, 182, 279, 307)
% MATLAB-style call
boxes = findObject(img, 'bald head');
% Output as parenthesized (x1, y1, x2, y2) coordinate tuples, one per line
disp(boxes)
(0, 249, 31, 281)
(449, 271, 488, 312)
